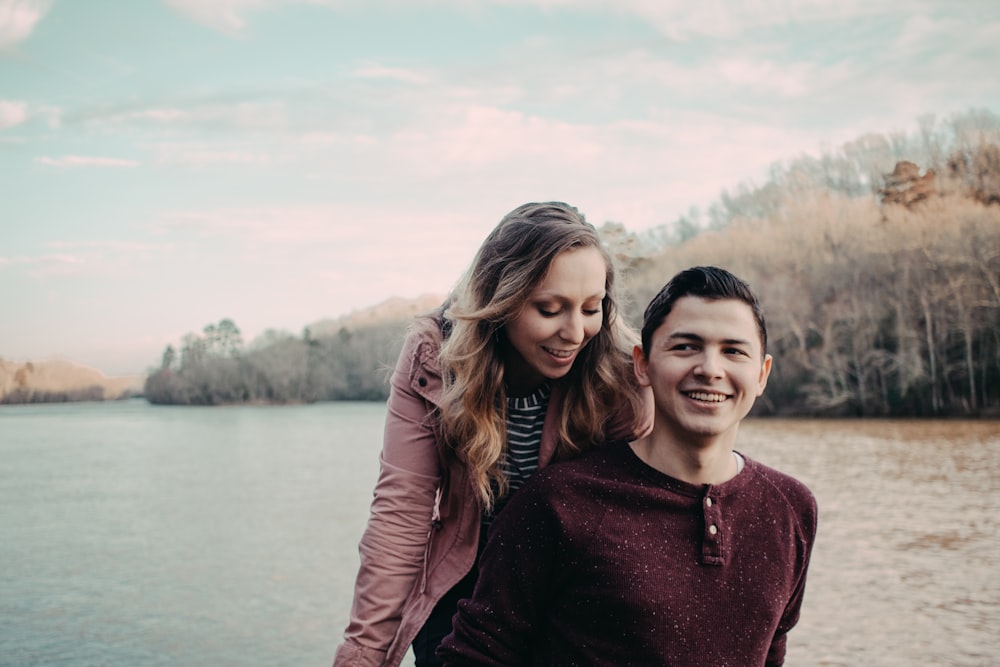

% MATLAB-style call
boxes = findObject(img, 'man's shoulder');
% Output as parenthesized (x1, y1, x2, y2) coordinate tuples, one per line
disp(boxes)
(502, 442, 636, 533)
(745, 457, 818, 532)
(547, 439, 631, 470)
(530, 441, 635, 492)
(746, 457, 812, 494)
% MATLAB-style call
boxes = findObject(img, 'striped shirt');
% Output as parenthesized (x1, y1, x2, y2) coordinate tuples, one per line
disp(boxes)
(483, 382, 551, 526)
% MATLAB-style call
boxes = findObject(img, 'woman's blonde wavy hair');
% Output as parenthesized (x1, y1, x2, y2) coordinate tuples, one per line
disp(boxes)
(438, 202, 644, 511)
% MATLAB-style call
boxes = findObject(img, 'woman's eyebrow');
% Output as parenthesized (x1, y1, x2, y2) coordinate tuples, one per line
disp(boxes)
(530, 291, 606, 301)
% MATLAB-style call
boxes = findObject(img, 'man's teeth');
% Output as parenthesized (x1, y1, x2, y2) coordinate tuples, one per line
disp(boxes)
(686, 391, 727, 402)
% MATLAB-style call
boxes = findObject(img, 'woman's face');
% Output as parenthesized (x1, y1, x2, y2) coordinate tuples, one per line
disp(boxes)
(502, 246, 608, 396)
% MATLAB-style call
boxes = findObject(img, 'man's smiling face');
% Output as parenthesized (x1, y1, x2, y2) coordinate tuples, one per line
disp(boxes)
(634, 296, 772, 449)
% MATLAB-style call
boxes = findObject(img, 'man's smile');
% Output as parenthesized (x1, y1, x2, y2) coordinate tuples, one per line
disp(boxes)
(683, 390, 729, 403)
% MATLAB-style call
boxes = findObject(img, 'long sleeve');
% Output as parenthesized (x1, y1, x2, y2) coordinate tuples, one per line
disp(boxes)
(766, 486, 819, 667)
(437, 479, 557, 667)
(334, 328, 444, 667)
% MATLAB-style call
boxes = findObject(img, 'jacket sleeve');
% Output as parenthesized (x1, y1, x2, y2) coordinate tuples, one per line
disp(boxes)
(334, 327, 443, 667)
(437, 478, 557, 666)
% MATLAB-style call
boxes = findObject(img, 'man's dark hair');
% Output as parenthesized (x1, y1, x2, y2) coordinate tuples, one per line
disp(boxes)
(640, 266, 767, 357)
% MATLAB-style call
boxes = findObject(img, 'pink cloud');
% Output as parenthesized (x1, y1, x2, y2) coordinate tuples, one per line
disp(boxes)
(162, 0, 270, 34)
(0, 99, 28, 129)
(0, 0, 52, 47)
(354, 62, 432, 85)
(35, 155, 141, 168)
(153, 144, 273, 166)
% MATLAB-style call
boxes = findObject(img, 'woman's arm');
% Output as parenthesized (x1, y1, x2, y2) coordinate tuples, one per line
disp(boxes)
(334, 327, 444, 667)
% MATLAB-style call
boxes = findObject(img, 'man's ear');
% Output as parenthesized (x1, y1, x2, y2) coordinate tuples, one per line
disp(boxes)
(756, 354, 773, 396)
(632, 344, 651, 387)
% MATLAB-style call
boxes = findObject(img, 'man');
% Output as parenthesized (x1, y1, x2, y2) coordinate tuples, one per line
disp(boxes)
(437, 266, 818, 666)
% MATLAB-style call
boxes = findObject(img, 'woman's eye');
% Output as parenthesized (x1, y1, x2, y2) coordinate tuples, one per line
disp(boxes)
(538, 307, 559, 317)
(583, 309, 601, 316)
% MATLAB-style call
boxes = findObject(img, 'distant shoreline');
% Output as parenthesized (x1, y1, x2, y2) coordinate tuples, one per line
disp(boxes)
(0, 359, 144, 405)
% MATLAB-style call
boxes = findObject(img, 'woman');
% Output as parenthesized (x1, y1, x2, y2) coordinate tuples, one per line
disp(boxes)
(333, 202, 651, 667)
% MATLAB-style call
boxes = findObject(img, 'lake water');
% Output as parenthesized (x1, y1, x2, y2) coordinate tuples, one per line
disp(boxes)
(0, 400, 997, 666)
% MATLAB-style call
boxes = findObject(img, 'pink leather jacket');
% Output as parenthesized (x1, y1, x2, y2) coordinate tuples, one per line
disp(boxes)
(333, 315, 650, 667)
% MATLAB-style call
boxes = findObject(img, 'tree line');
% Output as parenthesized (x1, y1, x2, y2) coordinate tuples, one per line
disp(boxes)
(614, 110, 1000, 417)
(1, 385, 107, 404)
(145, 110, 1000, 416)
(144, 318, 409, 405)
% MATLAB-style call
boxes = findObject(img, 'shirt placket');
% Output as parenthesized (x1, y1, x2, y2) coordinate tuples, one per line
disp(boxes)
(700, 487, 726, 566)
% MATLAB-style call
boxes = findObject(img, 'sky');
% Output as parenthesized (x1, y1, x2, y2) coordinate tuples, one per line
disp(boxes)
(1, 0, 999, 376)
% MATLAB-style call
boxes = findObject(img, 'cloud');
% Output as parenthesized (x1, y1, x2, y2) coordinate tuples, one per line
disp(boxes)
(297, 131, 376, 147)
(158, 0, 987, 46)
(354, 62, 433, 85)
(487, 0, 918, 40)
(162, 0, 273, 34)
(716, 58, 817, 98)
(80, 101, 291, 132)
(892, 13, 1000, 73)
(0, 0, 51, 47)
(34, 155, 141, 167)
(131, 108, 190, 123)
(0, 99, 27, 129)
(589, 49, 846, 104)
(0, 252, 84, 277)
(150, 202, 487, 316)
(47, 240, 175, 254)
(152, 143, 274, 166)
(423, 104, 603, 167)
(0, 240, 175, 281)
(156, 204, 410, 244)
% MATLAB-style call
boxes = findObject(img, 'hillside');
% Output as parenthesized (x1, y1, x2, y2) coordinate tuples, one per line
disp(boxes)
(0, 359, 144, 404)
(305, 293, 446, 337)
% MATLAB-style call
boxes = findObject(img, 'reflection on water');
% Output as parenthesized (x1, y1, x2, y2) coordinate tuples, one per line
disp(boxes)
(0, 404, 997, 666)
(739, 419, 1000, 667)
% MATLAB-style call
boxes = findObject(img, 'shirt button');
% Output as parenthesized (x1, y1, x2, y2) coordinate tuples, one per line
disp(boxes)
(418, 377, 428, 387)
(708, 524, 718, 535)
(705, 497, 713, 507)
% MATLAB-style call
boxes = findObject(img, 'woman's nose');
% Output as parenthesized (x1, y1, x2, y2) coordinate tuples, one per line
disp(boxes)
(559, 312, 585, 344)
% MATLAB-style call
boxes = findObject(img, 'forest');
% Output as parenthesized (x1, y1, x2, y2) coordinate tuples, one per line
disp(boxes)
(144, 110, 1000, 417)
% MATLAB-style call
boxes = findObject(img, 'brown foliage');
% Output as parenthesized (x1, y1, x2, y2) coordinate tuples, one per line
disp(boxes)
(879, 161, 938, 208)
(880, 143, 1000, 210)
(947, 143, 1000, 205)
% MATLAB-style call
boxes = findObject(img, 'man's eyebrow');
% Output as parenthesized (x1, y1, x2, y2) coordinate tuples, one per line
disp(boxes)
(667, 332, 704, 342)
(667, 332, 753, 346)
